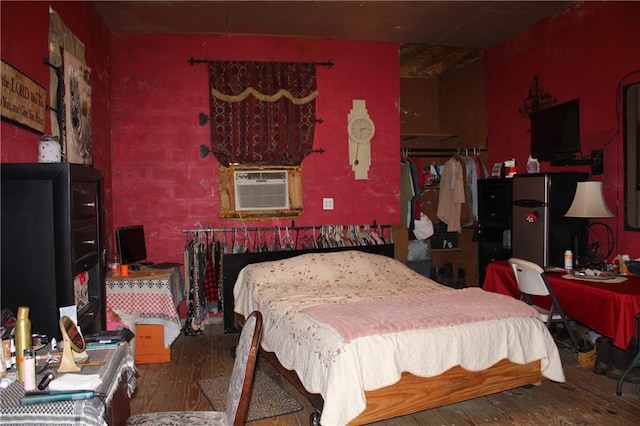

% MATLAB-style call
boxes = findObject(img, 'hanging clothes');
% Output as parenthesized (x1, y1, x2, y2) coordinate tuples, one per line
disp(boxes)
(457, 155, 471, 226)
(463, 154, 479, 225)
(183, 234, 208, 336)
(214, 240, 224, 309)
(400, 159, 415, 229)
(473, 153, 489, 180)
(410, 156, 424, 221)
(437, 156, 466, 233)
(203, 240, 218, 305)
(407, 158, 421, 228)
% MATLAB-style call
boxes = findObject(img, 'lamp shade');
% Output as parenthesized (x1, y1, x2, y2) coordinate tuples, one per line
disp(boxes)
(564, 181, 614, 218)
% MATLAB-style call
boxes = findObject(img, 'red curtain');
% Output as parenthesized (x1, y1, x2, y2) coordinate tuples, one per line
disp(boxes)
(208, 61, 318, 166)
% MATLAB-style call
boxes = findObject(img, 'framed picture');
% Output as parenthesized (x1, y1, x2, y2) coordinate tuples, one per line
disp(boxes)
(63, 50, 92, 165)
(491, 162, 502, 178)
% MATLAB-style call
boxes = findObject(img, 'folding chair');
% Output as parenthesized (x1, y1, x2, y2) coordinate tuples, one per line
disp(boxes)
(508, 258, 579, 352)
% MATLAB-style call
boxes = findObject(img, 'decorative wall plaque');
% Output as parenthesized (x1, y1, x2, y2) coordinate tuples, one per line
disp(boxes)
(63, 50, 92, 165)
(1, 59, 46, 134)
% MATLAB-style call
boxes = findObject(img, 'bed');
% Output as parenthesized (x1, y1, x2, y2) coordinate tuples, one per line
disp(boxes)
(233, 250, 565, 425)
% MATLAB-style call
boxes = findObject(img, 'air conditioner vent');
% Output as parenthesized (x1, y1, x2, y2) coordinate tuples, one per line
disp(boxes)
(234, 170, 289, 210)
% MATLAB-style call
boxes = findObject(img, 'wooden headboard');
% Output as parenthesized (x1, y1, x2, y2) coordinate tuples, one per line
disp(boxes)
(221, 244, 395, 333)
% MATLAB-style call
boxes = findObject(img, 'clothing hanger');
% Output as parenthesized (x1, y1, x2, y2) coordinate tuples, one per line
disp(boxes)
(401, 148, 410, 162)
(282, 227, 294, 249)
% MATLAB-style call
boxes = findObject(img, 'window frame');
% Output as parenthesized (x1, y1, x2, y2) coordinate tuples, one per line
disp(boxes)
(219, 165, 303, 219)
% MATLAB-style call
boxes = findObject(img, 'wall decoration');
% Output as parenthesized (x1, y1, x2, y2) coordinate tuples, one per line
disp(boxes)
(63, 50, 92, 165)
(347, 100, 375, 180)
(519, 75, 556, 119)
(0, 59, 46, 134)
(207, 60, 318, 166)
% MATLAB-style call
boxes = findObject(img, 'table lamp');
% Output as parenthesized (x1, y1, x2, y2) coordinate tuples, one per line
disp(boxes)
(564, 181, 614, 267)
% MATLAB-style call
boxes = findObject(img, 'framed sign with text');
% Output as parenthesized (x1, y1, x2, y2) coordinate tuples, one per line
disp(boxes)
(1, 59, 46, 134)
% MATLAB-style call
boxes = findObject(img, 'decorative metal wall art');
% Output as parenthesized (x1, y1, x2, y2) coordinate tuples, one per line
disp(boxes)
(519, 75, 556, 118)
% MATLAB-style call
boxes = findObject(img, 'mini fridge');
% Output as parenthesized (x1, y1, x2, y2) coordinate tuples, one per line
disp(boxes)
(512, 173, 588, 268)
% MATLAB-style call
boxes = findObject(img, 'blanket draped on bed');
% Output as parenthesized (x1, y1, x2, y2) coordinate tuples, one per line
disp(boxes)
(302, 288, 538, 343)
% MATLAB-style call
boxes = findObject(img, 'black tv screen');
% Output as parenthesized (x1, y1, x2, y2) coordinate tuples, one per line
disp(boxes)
(116, 225, 147, 264)
(530, 99, 581, 162)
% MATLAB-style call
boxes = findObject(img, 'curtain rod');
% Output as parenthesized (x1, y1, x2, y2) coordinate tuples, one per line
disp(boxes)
(187, 57, 334, 67)
(182, 221, 390, 233)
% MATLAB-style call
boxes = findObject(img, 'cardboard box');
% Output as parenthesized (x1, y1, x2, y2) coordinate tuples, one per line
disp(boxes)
(135, 324, 170, 364)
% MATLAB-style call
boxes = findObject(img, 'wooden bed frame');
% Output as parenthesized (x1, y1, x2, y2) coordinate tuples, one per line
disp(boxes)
(230, 245, 546, 424)
(235, 317, 544, 425)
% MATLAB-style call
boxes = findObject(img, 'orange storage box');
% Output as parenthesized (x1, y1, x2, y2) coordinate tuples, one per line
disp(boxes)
(135, 324, 171, 364)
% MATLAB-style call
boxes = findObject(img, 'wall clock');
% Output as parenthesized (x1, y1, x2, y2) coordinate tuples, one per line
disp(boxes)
(347, 100, 375, 180)
(348, 117, 375, 143)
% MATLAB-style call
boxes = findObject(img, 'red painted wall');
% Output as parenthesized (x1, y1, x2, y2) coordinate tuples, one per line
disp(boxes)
(6, 2, 634, 262)
(110, 34, 401, 263)
(1, 2, 50, 161)
(484, 1, 640, 255)
(1, 1, 114, 237)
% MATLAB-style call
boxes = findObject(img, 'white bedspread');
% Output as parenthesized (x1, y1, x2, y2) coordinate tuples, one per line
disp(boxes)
(233, 251, 565, 425)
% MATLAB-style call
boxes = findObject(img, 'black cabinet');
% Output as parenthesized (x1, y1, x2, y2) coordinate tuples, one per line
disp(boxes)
(477, 178, 512, 286)
(1, 163, 105, 340)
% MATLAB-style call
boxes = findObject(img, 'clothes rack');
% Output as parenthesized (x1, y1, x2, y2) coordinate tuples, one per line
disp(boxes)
(182, 220, 389, 234)
(180, 222, 395, 335)
(182, 222, 393, 253)
(402, 147, 487, 158)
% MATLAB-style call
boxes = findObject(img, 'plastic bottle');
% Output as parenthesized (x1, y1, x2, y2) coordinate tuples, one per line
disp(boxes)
(15, 306, 32, 383)
(0, 343, 6, 379)
(10, 339, 16, 367)
(620, 254, 630, 276)
(564, 250, 573, 270)
(1, 340, 8, 371)
(526, 156, 540, 174)
(22, 349, 35, 391)
(110, 255, 121, 277)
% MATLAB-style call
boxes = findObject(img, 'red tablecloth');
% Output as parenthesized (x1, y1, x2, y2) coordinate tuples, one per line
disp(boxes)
(483, 261, 640, 349)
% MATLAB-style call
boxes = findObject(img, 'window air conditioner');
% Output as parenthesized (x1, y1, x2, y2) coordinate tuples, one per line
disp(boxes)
(234, 170, 289, 211)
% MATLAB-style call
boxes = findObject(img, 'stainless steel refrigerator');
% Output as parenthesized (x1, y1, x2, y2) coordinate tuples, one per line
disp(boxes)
(512, 173, 588, 268)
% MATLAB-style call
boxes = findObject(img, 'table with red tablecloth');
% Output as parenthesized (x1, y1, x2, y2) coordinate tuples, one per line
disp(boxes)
(483, 261, 640, 350)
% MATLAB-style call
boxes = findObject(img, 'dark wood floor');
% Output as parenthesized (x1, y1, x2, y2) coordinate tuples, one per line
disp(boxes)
(130, 322, 640, 425)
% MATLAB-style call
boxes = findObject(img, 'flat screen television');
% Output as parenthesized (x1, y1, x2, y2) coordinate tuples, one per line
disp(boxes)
(530, 99, 581, 162)
(116, 225, 147, 265)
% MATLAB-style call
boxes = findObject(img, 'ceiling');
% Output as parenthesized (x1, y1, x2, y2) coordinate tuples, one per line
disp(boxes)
(94, 1, 575, 78)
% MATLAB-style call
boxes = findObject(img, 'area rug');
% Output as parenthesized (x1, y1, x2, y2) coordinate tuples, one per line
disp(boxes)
(197, 370, 303, 421)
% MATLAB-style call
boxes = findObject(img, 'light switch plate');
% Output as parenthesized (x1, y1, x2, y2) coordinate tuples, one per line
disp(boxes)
(323, 198, 334, 210)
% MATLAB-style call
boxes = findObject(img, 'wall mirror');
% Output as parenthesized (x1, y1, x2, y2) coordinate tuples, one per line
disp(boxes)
(623, 81, 640, 230)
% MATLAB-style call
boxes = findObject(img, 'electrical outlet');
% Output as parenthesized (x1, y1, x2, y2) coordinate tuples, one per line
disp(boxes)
(591, 149, 604, 175)
(322, 198, 334, 210)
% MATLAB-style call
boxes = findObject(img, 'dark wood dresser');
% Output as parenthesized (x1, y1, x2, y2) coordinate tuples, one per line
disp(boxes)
(1, 163, 105, 340)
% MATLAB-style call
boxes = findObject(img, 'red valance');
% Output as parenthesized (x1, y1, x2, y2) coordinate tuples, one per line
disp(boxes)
(207, 61, 318, 166)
